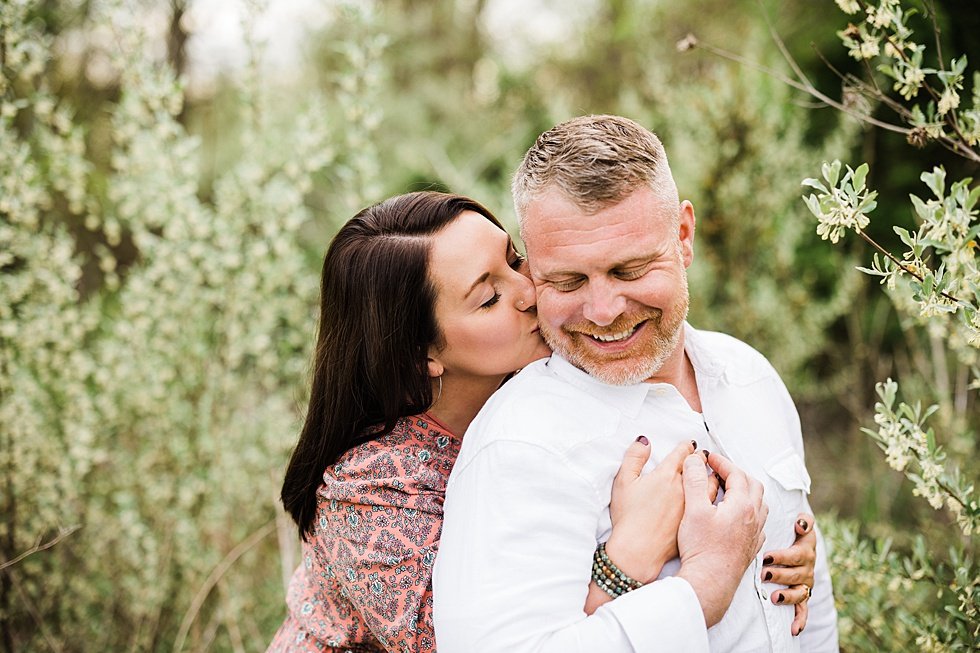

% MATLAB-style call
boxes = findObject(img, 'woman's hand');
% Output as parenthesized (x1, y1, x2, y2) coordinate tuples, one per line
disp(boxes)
(605, 438, 706, 583)
(761, 513, 817, 636)
(584, 438, 716, 615)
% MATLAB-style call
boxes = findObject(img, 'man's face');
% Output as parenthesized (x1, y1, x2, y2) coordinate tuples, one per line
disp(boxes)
(523, 185, 696, 385)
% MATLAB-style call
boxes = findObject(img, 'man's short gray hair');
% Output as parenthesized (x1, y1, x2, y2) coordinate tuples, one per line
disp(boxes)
(512, 114, 679, 228)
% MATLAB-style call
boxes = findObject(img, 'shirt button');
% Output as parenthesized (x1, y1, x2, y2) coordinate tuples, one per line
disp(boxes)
(759, 588, 769, 601)
(655, 388, 667, 396)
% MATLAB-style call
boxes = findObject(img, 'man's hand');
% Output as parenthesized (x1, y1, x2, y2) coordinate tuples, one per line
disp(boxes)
(676, 451, 768, 627)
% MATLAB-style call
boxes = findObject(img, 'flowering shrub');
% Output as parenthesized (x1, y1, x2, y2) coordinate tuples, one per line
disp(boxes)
(803, 2, 978, 649)
(0, 1, 383, 650)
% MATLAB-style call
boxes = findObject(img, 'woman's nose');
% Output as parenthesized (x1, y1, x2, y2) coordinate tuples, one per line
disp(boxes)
(514, 274, 537, 312)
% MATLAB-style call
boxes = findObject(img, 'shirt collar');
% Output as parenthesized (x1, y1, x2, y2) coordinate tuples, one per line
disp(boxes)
(682, 322, 727, 382)
(544, 323, 728, 418)
(544, 355, 654, 420)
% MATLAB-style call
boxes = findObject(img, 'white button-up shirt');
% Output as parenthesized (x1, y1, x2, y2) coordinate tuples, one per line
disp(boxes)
(433, 324, 838, 652)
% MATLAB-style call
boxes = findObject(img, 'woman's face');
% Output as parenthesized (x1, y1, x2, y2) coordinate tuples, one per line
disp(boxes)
(427, 211, 551, 389)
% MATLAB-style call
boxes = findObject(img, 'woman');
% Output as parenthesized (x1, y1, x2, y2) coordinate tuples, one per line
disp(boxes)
(268, 192, 816, 652)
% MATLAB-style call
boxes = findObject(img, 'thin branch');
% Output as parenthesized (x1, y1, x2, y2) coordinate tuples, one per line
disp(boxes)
(927, 0, 945, 71)
(171, 520, 276, 653)
(759, 2, 815, 92)
(854, 228, 966, 305)
(815, 47, 913, 120)
(690, 40, 913, 135)
(0, 526, 80, 572)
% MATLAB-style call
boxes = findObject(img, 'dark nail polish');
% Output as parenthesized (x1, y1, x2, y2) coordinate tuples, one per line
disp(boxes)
(797, 518, 809, 531)
(764, 571, 772, 581)
(701, 449, 710, 460)
(690, 439, 697, 449)
(763, 555, 774, 565)
(798, 626, 804, 634)
(636, 435, 649, 446)
(715, 472, 725, 489)
(777, 593, 785, 604)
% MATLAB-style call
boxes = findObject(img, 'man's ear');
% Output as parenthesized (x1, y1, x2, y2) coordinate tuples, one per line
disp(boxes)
(678, 200, 696, 268)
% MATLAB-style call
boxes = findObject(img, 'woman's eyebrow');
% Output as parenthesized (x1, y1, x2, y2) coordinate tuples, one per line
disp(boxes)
(464, 272, 491, 299)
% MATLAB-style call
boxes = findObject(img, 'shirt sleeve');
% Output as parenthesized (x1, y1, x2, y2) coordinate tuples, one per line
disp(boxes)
(433, 439, 708, 653)
(773, 372, 840, 651)
(327, 483, 440, 653)
(799, 523, 840, 652)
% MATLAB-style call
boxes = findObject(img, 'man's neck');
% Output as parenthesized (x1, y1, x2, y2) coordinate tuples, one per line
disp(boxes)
(646, 335, 702, 413)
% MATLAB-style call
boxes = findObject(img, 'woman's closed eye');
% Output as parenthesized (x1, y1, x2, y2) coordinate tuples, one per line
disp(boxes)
(481, 291, 501, 309)
(509, 253, 527, 271)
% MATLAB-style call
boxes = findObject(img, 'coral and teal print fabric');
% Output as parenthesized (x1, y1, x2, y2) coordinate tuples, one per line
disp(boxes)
(267, 415, 460, 653)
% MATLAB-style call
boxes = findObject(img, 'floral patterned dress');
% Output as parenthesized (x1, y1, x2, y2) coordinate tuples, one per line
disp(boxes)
(267, 414, 460, 653)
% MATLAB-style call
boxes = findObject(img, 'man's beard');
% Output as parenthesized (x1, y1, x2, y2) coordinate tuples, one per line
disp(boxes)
(540, 287, 688, 386)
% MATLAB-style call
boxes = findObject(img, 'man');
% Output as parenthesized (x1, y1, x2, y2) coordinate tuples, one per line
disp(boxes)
(433, 115, 838, 652)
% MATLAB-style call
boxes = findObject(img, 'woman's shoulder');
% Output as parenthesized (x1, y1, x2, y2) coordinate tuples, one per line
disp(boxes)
(319, 414, 459, 504)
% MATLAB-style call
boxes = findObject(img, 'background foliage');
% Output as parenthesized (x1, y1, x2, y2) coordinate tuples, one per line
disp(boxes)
(1, 0, 976, 651)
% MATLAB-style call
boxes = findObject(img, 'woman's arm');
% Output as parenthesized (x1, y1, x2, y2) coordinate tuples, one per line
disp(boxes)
(328, 487, 442, 653)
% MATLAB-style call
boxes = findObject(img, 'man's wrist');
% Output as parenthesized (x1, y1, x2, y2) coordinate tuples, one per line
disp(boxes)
(677, 557, 733, 627)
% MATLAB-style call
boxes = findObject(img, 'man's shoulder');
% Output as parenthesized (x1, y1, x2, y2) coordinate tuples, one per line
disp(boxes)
(463, 358, 619, 452)
(689, 326, 782, 385)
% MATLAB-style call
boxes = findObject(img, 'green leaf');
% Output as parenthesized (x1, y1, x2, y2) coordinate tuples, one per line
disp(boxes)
(803, 193, 823, 218)
(909, 193, 932, 221)
(823, 160, 841, 187)
(852, 162, 869, 191)
(951, 56, 968, 76)
(893, 226, 916, 250)
(965, 185, 980, 211)
(922, 166, 946, 199)
(801, 178, 828, 193)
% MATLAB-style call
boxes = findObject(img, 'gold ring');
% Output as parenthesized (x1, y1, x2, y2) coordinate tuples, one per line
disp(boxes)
(801, 583, 811, 600)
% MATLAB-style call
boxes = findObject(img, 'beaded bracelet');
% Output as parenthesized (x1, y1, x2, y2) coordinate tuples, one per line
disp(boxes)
(591, 542, 644, 598)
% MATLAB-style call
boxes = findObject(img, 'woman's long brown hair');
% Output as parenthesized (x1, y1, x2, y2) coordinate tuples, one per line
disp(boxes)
(281, 191, 503, 540)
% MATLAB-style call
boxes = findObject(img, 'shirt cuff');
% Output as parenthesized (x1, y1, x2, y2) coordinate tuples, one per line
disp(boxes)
(603, 576, 709, 652)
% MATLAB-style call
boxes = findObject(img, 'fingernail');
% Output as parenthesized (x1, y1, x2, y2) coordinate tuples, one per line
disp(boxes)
(777, 593, 785, 604)
(763, 555, 774, 565)
(797, 518, 809, 531)
(636, 435, 649, 446)
(701, 449, 710, 460)
(764, 571, 772, 581)
(715, 472, 725, 489)
(690, 439, 697, 449)
(798, 625, 804, 634)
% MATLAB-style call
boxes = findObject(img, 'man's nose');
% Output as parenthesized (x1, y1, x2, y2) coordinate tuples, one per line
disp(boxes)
(582, 280, 625, 326)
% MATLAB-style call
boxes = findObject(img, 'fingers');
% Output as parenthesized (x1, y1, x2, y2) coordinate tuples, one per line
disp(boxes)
(681, 451, 711, 509)
(660, 439, 698, 474)
(764, 528, 816, 569)
(761, 564, 813, 588)
(771, 583, 811, 606)
(763, 536, 816, 567)
(794, 513, 814, 536)
(791, 600, 809, 636)
(614, 435, 652, 487)
(706, 452, 762, 505)
(706, 471, 720, 503)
